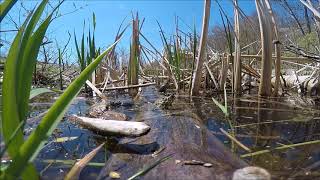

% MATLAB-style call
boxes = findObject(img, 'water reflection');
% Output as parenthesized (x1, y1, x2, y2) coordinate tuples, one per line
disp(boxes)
(222, 95, 320, 179)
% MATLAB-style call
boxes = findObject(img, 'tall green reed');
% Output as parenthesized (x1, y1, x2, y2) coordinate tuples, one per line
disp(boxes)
(74, 13, 100, 94)
(158, 22, 184, 88)
(74, 13, 100, 72)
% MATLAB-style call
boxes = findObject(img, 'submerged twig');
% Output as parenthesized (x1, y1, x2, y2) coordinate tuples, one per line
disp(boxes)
(64, 142, 105, 180)
(220, 128, 251, 152)
(241, 140, 320, 158)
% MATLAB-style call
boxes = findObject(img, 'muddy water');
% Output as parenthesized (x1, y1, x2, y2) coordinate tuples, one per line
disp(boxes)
(21, 88, 320, 179)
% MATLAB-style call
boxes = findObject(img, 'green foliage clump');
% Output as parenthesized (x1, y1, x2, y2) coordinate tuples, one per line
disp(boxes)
(297, 32, 318, 53)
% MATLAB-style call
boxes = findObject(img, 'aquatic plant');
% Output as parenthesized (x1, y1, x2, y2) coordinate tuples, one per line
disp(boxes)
(74, 13, 100, 94)
(211, 83, 229, 117)
(0, 0, 17, 22)
(157, 21, 180, 90)
(1, 1, 119, 178)
(74, 13, 100, 73)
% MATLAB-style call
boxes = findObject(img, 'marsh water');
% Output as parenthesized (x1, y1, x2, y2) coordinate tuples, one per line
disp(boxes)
(8, 86, 320, 179)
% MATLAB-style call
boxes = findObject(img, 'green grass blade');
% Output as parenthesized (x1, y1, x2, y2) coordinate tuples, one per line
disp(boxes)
(16, 0, 48, 95)
(212, 97, 229, 117)
(128, 154, 172, 180)
(74, 31, 83, 70)
(2, 13, 30, 163)
(1, 12, 39, 180)
(53, 136, 78, 143)
(92, 33, 96, 57)
(81, 31, 85, 69)
(92, 12, 96, 30)
(0, 120, 24, 159)
(88, 29, 92, 58)
(29, 88, 53, 100)
(3, 40, 120, 178)
(18, 0, 48, 56)
(173, 40, 181, 81)
(157, 21, 173, 64)
(86, 52, 90, 65)
(0, 0, 17, 22)
(17, 13, 53, 125)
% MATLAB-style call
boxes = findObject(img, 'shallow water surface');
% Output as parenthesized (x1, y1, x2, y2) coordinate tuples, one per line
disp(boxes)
(24, 88, 320, 179)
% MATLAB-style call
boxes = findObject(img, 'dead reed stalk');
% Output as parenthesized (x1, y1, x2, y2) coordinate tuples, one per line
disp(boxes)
(190, 0, 211, 96)
(233, 0, 241, 95)
(220, 54, 229, 89)
(265, 0, 281, 97)
(128, 13, 140, 97)
(256, 0, 273, 97)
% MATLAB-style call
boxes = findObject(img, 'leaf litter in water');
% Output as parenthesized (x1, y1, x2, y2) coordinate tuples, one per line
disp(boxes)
(109, 171, 121, 179)
(53, 136, 78, 143)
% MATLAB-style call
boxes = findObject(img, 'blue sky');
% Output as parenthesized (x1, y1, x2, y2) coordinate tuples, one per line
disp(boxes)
(1, 0, 257, 61)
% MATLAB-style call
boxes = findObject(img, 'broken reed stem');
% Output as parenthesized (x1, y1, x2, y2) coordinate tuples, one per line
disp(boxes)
(204, 62, 219, 89)
(220, 128, 251, 152)
(190, 0, 211, 96)
(85, 80, 106, 99)
(241, 140, 320, 158)
(99, 82, 156, 91)
(233, 0, 242, 95)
